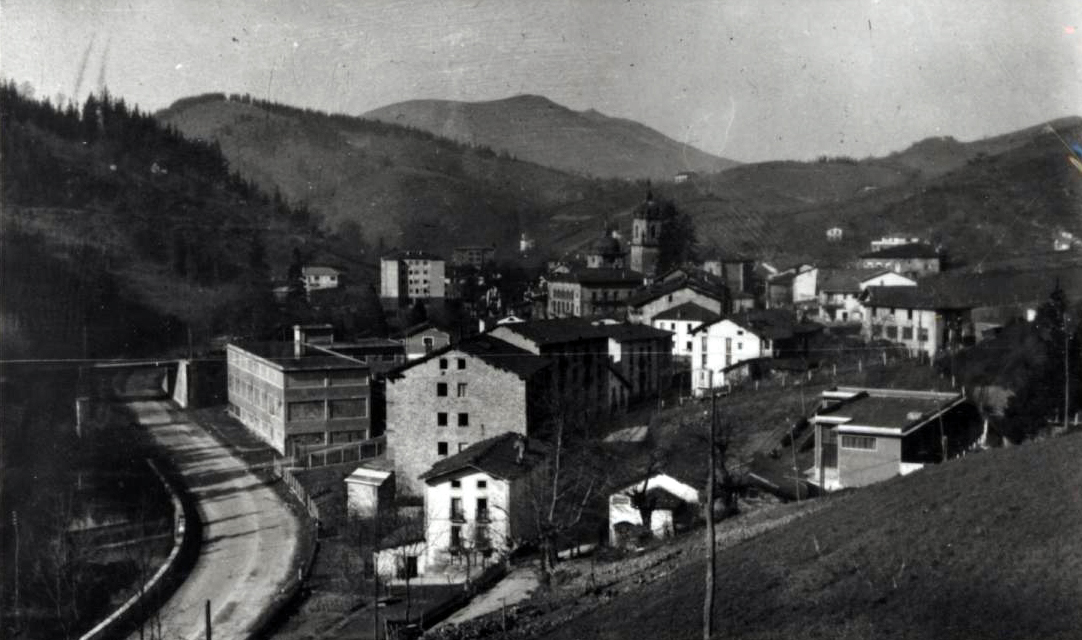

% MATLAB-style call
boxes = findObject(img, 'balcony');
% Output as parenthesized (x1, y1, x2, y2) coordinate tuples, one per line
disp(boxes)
(450, 511, 466, 523)
(476, 509, 491, 523)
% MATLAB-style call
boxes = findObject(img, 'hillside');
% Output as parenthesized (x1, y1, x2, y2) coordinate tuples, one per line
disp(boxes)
(363, 94, 739, 180)
(447, 431, 1082, 640)
(158, 94, 643, 262)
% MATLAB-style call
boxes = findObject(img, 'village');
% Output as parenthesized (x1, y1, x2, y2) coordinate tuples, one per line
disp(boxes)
(191, 186, 1079, 638)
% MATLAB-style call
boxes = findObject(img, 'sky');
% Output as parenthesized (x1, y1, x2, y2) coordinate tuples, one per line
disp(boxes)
(2, 0, 1081, 162)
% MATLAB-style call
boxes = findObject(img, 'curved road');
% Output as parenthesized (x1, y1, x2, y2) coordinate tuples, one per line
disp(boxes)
(127, 399, 300, 640)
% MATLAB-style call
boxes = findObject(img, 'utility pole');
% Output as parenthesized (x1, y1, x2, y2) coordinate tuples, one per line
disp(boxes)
(703, 371, 716, 640)
(205, 599, 211, 640)
(12, 510, 19, 625)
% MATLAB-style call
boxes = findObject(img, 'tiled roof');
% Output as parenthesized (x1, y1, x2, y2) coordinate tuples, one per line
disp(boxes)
(493, 318, 610, 345)
(652, 302, 721, 323)
(420, 433, 549, 483)
(302, 265, 341, 276)
(598, 323, 674, 342)
(547, 267, 644, 286)
(818, 268, 887, 293)
(694, 308, 818, 341)
(859, 243, 939, 260)
(625, 276, 728, 308)
(386, 335, 551, 380)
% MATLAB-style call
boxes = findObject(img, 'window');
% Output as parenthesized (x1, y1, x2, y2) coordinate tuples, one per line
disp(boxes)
(476, 497, 489, 522)
(885, 326, 898, 339)
(737, 342, 743, 351)
(329, 398, 367, 419)
(840, 435, 877, 450)
(437, 382, 448, 397)
(458, 413, 469, 427)
(686, 341, 693, 351)
(458, 442, 468, 452)
(437, 412, 448, 426)
(906, 309, 913, 321)
(451, 479, 461, 488)
(457, 358, 466, 370)
(423, 336, 435, 353)
(451, 497, 465, 522)
(902, 327, 914, 340)
(288, 401, 324, 421)
(450, 525, 462, 549)
(477, 480, 487, 489)
(918, 327, 929, 342)
(287, 371, 325, 388)
(437, 441, 449, 456)
(456, 383, 467, 397)
(439, 358, 448, 370)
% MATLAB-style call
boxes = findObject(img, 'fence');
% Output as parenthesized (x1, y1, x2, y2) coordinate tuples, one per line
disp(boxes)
(272, 459, 323, 523)
(296, 435, 387, 469)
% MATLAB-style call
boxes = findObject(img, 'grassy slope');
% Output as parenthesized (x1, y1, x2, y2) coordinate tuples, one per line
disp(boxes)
(535, 431, 1082, 640)
(157, 95, 643, 261)
(362, 94, 739, 180)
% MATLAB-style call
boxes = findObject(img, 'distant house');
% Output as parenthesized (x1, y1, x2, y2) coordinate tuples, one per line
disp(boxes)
(384, 335, 551, 496)
(608, 471, 700, 546)
(226, 325, 373, 456)
(673, 171, 698, 184)
(701, 255, 755, 294)
(826, 227, 843, 242)
(765, 272, 795, 309)
(395, 322, 452, 360)
(545, 268, 643, 319)
(651, 302, 721, 363)
(816, 269, 916, 324)
(690, 309, 818, 396)
(419, 433, 548, 574)
(809, 387, 981, 491)
(380, 250, 446, 306)
(861, 285, 974, 358)
(302, 265, 341, 291)
(869, 235, 922, 253)
(451, 246, 496, 269)
(858, 243, 941, 278)
(625, 274, 729, 325)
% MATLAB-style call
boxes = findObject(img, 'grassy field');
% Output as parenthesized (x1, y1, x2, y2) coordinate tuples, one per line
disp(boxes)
(521, 430, 1082, 640)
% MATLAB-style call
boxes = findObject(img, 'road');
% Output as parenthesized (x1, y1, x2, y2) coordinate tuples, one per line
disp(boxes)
(127, 399, 300, 640)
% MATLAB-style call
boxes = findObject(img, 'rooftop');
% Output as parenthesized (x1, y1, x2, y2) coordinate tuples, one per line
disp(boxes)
(862, 267, 1082, 311)
(228, 341, 367, 371)
(652, 302, 721, 323)
(548, 267, 644, 286)
(388, 335, 551, 380)
(815, 387, 965, 434)
(625, 275, 728, 308)
(302, 265, 341, 276)
(421, 433, 549, 484)
(382, 250, 444, 261)
(493, 318, 611, 346)
(859, 243, 940, 260)
(818, 268, 890, 293)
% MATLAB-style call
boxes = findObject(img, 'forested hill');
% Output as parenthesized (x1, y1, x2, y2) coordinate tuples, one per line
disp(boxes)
(0, 82, 355, 359)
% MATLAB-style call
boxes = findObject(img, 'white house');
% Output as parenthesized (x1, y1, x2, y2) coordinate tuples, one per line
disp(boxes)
(418, 433, 548, 575)
(302, 265, 341, 291)
(690, 309, 795, 396)
(817, 269, 917, 324)
(608, 472, 700, 546)
(651, 302, 720, 362)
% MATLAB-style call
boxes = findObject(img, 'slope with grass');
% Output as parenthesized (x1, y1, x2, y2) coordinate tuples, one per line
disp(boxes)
(363, 94, 739, 180)
(531, 431, 1082, 640)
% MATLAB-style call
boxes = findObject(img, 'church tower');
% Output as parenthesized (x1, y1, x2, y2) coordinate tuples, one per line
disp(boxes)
(629, 189, 663, 277)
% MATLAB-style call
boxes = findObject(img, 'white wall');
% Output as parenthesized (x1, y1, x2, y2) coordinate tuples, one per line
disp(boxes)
(424, 470, 513, 570)
(652, 318, 703, 358)
(690, 320, 770, 396)
(792, 268, 818, 303)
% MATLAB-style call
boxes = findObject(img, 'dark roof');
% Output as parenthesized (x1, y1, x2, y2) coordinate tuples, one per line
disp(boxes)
(818, 387, 964, 433)
(591, 234, 624, 256)
(693, 308, 817, 340)
(394, 322, 449, 338)
(302, 265, 341, 276)
(652, 302, 721, 323)
(598, 323, 674, 342)
(548, 267, 643, 286)
(859, 243, 940, 260)
(387, 335, 551, 380)
(625, 276, 728, 308)
(818, 268, 887, 293)
(493, 318, 611, 345)
(421, 433, 549, 484)
(228, 341, 367, 371)
(383, 250, 444, 261)
(863, 267, 1082, 311)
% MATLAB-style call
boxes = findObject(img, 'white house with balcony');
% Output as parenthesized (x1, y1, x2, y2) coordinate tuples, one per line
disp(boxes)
(418, 433, 548, 575)
(690, 309, 796, 396)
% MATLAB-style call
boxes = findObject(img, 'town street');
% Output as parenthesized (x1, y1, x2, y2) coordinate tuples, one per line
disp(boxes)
(126, 399, 300, 640)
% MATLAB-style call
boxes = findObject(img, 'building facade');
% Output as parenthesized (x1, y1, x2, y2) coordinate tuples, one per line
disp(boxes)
(546, 268, 643, 318)
(451, 246, 495, 269)
(302, 265, 341, 291)
(626, 280, 728, 326)
(629, 191, 664, 278)
(384, 336, 551, 496)
(380, 251, 446, 305)
(226, 341, 371, 456)
(858, 243, 941, 278)
(651, 302, 720, 362)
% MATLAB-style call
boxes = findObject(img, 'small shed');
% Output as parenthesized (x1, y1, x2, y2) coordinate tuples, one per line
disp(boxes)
(345, 463, 395, 519)
(608, 472, 700, 546)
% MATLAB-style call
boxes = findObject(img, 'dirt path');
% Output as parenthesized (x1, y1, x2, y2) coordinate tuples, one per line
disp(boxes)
(127, 400, 300, 640)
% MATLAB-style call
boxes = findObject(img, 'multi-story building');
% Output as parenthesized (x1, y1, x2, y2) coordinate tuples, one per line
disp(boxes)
(451, 246, 496, 270)
(490, 319, 613, 422)
(860, 285, 973, 358)
(814, 269, 916, 323)
(384, 335, 552, 496)
(858, 243, 941, 278)
(626, 274, 729, 325)
(629, 190, 665, 278)
(226, 335, 372, 456)
(600, 323, 674, 404)
(418, 433, 548, 573)
(651, 302, 720, 363)
(380, 251, 446, 305)
(702, 255, 755, 294)
(546, 268, 643, 318)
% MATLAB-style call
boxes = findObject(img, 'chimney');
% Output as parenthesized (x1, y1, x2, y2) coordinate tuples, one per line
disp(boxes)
(293, 324, 304, 358)
(514, 436, 526, 464)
